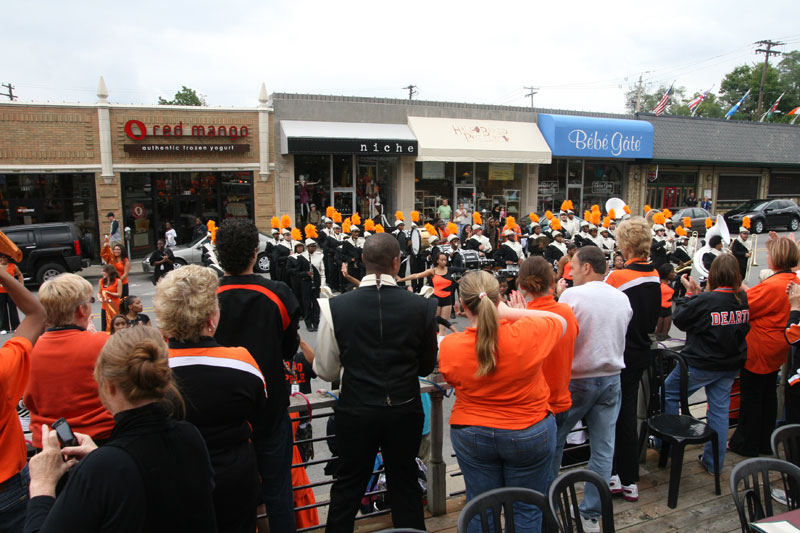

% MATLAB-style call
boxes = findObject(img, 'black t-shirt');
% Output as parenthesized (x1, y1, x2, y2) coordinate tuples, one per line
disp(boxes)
(130, 314, 150, 326)
(285, 352, 317, 394)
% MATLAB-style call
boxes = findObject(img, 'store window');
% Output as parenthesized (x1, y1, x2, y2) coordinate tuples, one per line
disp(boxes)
(415, 162, 454, 221)
(294, 155, 396, 225)
(537, 160, 624, 215)
(769, 172, 800, 198)
(717, 174, 760, 210)
(121, 171, 253, 256)
(0, 173, 98, 243)
(644, 172, 698, 209)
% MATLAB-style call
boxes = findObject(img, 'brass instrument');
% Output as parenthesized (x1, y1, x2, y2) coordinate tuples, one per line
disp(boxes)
(745, 234, 758, 281)
(675, 259, 693, 275)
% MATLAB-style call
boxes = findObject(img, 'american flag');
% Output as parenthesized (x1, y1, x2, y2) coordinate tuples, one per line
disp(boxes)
(653, 83, 674, 116)
(687, 86, 712, 116)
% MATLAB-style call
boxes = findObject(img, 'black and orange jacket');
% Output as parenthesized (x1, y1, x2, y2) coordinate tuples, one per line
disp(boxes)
(215, 274, 300, 430)
(606, 259, 661, 369)
(786, 311, 800, 387)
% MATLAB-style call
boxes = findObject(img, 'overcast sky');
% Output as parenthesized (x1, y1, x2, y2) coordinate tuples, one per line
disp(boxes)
(4, 1, 799, 114)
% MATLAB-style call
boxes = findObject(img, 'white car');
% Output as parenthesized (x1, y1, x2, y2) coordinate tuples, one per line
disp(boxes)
(142, 233, 271, 273)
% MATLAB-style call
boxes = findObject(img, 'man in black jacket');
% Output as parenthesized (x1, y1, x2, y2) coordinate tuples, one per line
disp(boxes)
(213, 219, 301, 533)
(314, 233, 438, 532)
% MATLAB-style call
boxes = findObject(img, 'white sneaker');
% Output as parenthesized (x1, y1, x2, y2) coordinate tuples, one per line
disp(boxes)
(608, 474, 623, 494)
(580, 515, 601, 533)
(622, 482, 639, 502)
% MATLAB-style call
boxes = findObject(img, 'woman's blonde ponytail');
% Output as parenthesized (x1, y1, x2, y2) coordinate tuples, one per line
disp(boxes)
(459, 271, 500, 377)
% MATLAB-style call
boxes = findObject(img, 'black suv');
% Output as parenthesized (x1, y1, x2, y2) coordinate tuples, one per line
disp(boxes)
(4, 223, 94, 284)
(723, 199, 800, 234)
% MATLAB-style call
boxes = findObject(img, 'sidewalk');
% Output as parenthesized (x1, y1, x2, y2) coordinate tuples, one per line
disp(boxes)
(81, 258, 146, 281)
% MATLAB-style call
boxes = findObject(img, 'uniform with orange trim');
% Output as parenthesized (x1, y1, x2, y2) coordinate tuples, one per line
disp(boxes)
(784, 310, 800, 424)
(169, 339, 269, 533)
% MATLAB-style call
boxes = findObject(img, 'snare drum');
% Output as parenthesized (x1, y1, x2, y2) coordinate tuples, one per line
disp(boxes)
(461, 250, 482, 269)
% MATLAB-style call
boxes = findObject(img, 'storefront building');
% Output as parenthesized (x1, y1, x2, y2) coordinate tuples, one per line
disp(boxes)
(0, 79, 276, 257)
(536, 114, 654, 214)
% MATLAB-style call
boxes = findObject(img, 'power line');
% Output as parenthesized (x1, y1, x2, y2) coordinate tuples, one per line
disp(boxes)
(0, 83, 17, 101)
(754, 39, 783, 117)
(402, 84, 417, 100)
(523, 86, 539, 108)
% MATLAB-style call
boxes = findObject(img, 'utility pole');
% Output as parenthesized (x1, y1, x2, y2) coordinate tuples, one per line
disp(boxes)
(402, 84, 417, 100)
(634, 71, 651, 114)
(755, 40, 783, 118)
(523, 86, 539, 108)
(0, 83, 17, 101)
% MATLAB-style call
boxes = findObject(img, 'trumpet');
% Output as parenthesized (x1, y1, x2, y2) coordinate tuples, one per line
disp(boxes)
(675, 259, 694, 275)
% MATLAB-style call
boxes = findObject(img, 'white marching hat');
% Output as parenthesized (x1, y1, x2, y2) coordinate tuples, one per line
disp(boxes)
(271, 228, 279, 234)
(653, 224, 665, 231)
(447, 234, 459, 242)
(282, 228, 292, 234)
(588, 224, 597, 231)
(395, 220, 405, 226)
(332, 223, 341, 229)
(551, 230, 562, 237)
(472, 224, 483, 230)
(363, 231, 372, 237)
(323, 217, 332, 223)
(305, 238, 317, 246)
(739, 226, 750, 234)
(503, 229, 515, 236)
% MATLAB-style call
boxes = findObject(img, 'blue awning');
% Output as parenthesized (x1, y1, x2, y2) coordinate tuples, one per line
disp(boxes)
(538, 114, 653, 159)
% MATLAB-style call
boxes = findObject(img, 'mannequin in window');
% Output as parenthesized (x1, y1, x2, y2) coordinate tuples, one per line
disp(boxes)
(368, 183, 382, 220)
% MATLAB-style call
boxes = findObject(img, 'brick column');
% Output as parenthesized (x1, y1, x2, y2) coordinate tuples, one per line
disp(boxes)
(95, 77, 122, 241)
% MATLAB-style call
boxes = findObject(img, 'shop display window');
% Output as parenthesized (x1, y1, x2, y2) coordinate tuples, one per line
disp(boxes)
(644, 172, 698, 210)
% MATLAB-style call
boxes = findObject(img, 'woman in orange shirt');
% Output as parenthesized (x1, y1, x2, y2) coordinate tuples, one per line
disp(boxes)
(101, 241, 130, 298)
(97, 264, 122, 333)
(729, 236, 799, 456)
(439, 270, 566, 533)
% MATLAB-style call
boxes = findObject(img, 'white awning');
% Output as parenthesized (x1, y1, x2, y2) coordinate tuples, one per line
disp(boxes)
(407, 116, 552, 164)
(280, 120, 417, 155)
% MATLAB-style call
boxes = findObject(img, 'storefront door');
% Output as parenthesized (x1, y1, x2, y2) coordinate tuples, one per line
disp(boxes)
(357, 161, 377, 218)
(456, 186, 476, 214)
(332, 189, 355, 216)
(567, 160, 583, 211)
(664, 187, 678, 209)
(176, 196, 202, 244)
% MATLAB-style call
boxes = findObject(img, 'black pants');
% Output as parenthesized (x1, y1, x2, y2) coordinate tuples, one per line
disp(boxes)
(326, 404, 425, 532)
(0, 292, 20, 331)
(729, 368, 780, 456)
(614, 365, 645, 485)
(256, 412, 297, 533)
(122, 282, 129, 298)
(303, 286, 320, 329)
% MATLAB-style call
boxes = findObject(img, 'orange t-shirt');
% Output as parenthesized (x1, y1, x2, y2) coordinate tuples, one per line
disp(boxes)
(563, 261, 573, 281)
(113, 258, 129, 286)
(439, 316, 562, 430)
(660, 282, 675, 309)
(0, 264, 18, 294)
(100, 278, 120, 315)
(24, 329, 114, 447)
(527, 296, 579, 414)
(745, 271, 798, 374)
(0, 337, 33, 483)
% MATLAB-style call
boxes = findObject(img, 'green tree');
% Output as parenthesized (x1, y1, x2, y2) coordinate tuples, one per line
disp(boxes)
(624, 84, 686, 114)
(719, 63, 780, 121)
(158, 86, 206, 106)
(672, 92, 725, 118)
(775, 51, 800, 122)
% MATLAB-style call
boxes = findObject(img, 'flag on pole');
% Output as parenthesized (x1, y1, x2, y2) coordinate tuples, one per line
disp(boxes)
(652, 83, 674, 116)
(687, 86, 713, 116)
(790, 107, 800, 125)
(725, 89, 751, 120)
(761, 92, 785, 122)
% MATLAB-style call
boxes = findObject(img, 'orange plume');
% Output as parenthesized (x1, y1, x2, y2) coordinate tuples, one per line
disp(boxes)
(325, 206, 335, 218)
(505, 216, 516, 230)
(602, 216, 611, 228)
(683, 217, 692, 228)
(291, 228, 302, 242)
(743, 216, 751, 229)
(271, 216, 280, 229)
(551, 219, 562, 231)
(584, 210, 592, 221)
(608, 209, 617, 220)
(447, 222, 458, 235)
(352, 213, 361, 226)
(663, 208, 673, 219)
(424, 223, 437, 236)
(705, 218, 713, 229)
(206, 220, 216, 231)
(304, 224, 318, 239)
(280, 214, 292, 229)
(544, 210, 554, 220)
(375, 224, 385, 233)
(342, 218, 351, 233)
(364, 219, 375, 232)
(591, 212, 601, 225)
(473, 212, 482, 225)
(210, 226, 217, 244)
(644, 204, 652, 214)
(530, 212, 540, 223)
(676, 226, 687, 237)
(411, 210, 420, 223)
(395, 210, 404, 222)
(623, 205, 631, 215)
(653, 213, 666, 225)
(591, 204, 601, 213)
(333, 211, 342, 223)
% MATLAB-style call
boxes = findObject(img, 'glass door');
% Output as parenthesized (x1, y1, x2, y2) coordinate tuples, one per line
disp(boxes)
(332, 190, 355, 216)
(456, 187, 476, 214)
(567, 160, 583, 212)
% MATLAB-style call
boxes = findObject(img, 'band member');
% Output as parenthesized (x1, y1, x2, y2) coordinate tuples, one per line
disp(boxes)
(664, 219, 677, 241)
(447, 235, 465, 268)
(272, 229, 293, 284)
(574, 221, 593, 248)
(599, 226, 616, 252)
(465, 225, 488, 254)
(588, 225, 604, 249)
(650, 224, 672, 269)
(495, 230, 521, 266)
(324, 225, 343, 292)
(669, 235, 692, 265)
(393, 219, 410, 257)
(545, 231, 568, 266)
(340, 226, 365, 287)
(730, 226, 752, 280)
(702, 235, 724, 273)
(294, 239, 324, 331)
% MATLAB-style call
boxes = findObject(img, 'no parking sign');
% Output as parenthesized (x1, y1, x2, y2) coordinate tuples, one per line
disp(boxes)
(131, 203, 146, 219)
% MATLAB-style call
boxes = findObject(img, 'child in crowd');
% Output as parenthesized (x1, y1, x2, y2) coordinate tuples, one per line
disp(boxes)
(109, 314, 130, 334)
(97, 264, 121, 332)
(655, 263, 676, 340)
(120, 295, 151, 326)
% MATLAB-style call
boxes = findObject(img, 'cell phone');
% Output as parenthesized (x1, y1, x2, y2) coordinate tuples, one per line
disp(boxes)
(52, 417, 79, 447)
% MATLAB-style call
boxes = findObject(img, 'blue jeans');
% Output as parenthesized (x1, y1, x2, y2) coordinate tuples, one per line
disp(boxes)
(0, 465, 29, 533)
(552, 375, 621, 519)
(664, 366, 738, 473)
(256, 412, 296, 533)
(451, 414, 555, 533)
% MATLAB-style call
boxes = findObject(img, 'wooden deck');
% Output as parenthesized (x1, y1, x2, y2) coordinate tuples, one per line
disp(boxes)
(342, 444, 777, 532)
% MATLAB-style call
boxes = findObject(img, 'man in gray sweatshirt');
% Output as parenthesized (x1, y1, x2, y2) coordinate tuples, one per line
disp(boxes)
(553, 246, 632, 530)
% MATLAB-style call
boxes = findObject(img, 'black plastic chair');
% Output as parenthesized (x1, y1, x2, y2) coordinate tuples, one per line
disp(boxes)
(730, 457, 800, 532)
(641, 349, 721, 509)
(457, 487, 556, 533)
(772, 424, 800, 465)
(548, 469, 615, 533)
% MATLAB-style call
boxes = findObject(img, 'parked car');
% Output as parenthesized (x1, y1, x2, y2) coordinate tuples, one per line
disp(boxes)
(670, 207, 713, 236)
(723, 199, 800, 234)
(141, 232, 271, 273)
(4, 222, 94, 284)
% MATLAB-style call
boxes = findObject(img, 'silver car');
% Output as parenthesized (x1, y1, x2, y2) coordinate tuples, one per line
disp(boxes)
(142, 233, 271, 273)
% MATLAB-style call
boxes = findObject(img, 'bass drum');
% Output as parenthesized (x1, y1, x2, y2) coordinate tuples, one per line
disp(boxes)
(410, 228, 422, 256)
(461, 250, 482, 269)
